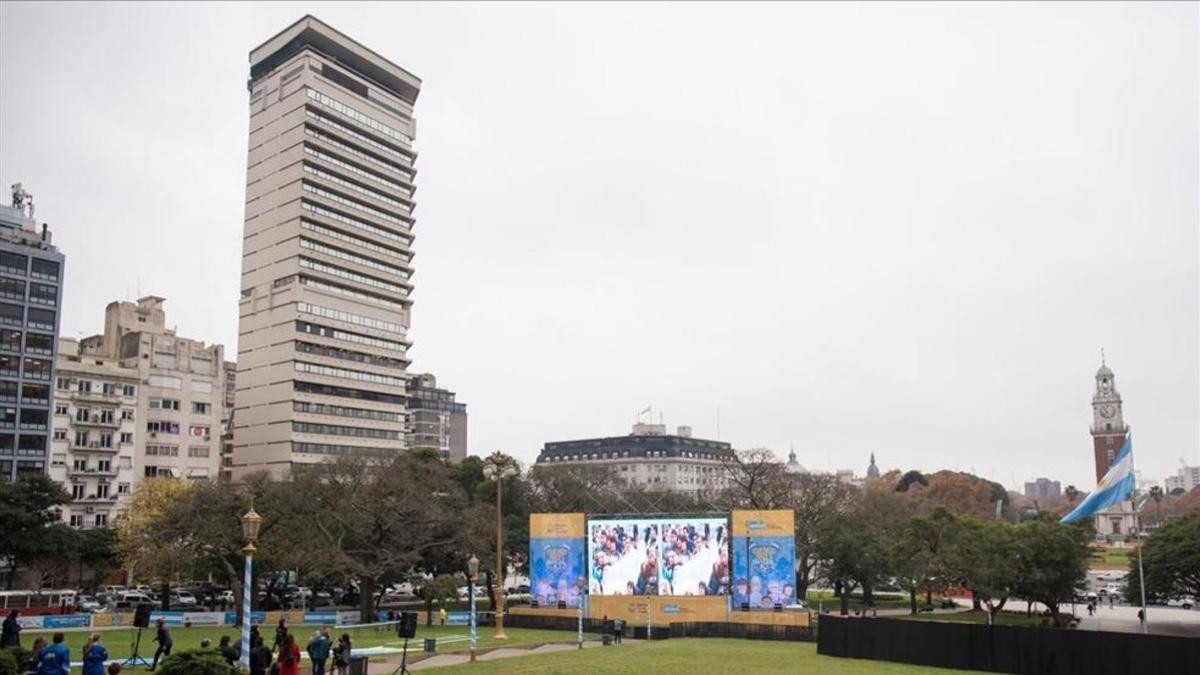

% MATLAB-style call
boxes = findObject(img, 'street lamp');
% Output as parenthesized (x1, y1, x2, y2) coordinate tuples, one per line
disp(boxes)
(482, 452, 518, 640)
(468, 554, 479, 663)
(576, 576, 586, 650)
(239, 503, 263, 675)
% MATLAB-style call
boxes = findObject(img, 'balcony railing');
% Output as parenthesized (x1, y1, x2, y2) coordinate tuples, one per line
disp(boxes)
(67, 467, 120, 478)
(70, 442, 119, 453)
(73, 418, 122, 429)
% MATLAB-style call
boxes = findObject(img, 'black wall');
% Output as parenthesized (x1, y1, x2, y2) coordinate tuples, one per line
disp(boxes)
(817, 616, 1200, 675)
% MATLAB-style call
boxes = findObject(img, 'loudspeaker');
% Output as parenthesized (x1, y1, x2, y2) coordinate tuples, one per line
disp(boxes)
(133, 603, 152, 628)
(397, 611, 417, 639)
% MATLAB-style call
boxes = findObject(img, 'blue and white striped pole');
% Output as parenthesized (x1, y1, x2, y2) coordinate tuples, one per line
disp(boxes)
(469, 579, 477, 662)
(240, 551, 253, 674)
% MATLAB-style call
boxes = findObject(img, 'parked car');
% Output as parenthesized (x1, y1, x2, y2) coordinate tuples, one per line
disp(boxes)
(456, 586, 488, 599)
(389, 582, 415, 596)
(217, 590, 235, 604)
(170, 590, 198, 607)
(1165, 596, 1195, 610)
(75, 595, 103, 612)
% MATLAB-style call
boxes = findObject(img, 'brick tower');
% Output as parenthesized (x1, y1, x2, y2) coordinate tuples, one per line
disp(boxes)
(1089, 355, 1129, 484)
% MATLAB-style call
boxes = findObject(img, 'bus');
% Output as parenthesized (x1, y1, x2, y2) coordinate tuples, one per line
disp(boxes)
(0, 590, 77, 615)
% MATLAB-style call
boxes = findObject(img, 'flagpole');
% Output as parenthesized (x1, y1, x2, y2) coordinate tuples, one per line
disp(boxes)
(1127, 438, 1147, 631)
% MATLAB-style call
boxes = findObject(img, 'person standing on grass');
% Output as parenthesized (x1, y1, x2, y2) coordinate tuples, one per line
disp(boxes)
(277, 633, 301, 675)
(82, 633, 108, 675)
(36, 632, 70, 675)
(218, 635, 240, 666)
(149, 618, 173, 671)
(2, 609, 20, 647)
(273, 618, 288, 653)
(306, 628, 330, 675)
(438, 607, 447, 625)
(249, 637, 273, 675)
(332, 634, 351, 675)
(27, 637, 47, 675)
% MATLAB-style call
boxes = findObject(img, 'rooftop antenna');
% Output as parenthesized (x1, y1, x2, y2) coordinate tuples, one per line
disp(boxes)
(1101, 347, 1106, 367)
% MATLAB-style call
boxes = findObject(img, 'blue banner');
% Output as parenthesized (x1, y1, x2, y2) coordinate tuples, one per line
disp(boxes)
(445, 612, 471, 626)
(531, 536, 585, 607)
(43, 615, 91, 629)
(304, 612, 338, 625)
(731, 534, 796, 609)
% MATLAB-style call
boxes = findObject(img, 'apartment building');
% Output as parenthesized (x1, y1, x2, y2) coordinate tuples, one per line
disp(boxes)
(0, 187, 65, 481)
(220, 361, 236, 481)
(406, 372, 467, 462)
(49, 338, 138, 528)
(234, 16, 420, 476)
(79, 297, 226, 484)
(535, 422, 734, 493)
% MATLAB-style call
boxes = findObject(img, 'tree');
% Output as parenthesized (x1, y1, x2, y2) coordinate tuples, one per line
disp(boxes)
(307, 452, 470, 618)
(906, 471, 1006, 520)
(0, 473, 70, 588)
(943, 517, 1022, 621)
(75, 528, 120, 591)
(1013, 518, 1090, 627)
(1127, 512, 1200, 603)
(788, 473, 855, 598)
(1064, 485, 1080, 504)
(894, 470, 928, 493)
(814, 486, 907, 614)
(113, 478, 195, 608)
(890, 508, 956, 614)
(719, 449, 793, 510)
(421, 574, 459, 626)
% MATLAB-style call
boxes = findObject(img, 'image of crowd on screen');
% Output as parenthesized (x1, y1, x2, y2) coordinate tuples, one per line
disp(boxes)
(660, 521, 729, 596)
(589, 521, 659, 595)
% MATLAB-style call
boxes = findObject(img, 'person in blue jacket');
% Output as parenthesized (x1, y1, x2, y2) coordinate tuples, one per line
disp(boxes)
(36, 632, 70, 675)
(82, 633, 108, 675)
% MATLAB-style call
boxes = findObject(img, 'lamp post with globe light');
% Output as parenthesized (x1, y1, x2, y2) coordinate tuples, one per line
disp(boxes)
(482, 452, 518, 640)
(238, 504, 262, 675)
(467, 554, 479, 662)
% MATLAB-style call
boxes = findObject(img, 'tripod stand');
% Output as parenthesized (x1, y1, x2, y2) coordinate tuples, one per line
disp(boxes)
(122, 628, 152, 668)
(388, 636, 411, 675)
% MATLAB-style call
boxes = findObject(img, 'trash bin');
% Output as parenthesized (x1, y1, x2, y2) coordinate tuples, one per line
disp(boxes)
(601, 634, 613, 646)
(348, 655, 368, 675)
(423, 638, 437, 653)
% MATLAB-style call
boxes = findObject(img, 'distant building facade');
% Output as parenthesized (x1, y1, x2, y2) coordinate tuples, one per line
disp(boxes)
(1024, 477, 1062, 499)
(80, 297, 226, 484)
(1165, 465, 1199, 493)
(0, 188, 65, 481)
(405, 372, 466, 462)
(866, 453, 880, 479)
(50, 339, 139, 528)
(536, 422, 733, 493)
(220, 361, 236, 481)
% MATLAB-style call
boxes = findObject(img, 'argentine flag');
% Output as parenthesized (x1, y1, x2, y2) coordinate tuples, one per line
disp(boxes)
(1061, 436, 1135, 524)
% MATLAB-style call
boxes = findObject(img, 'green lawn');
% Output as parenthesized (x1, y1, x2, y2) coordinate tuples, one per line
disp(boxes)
(430, 639, 975, 674)
(1088, 547, 1134, 567)
(18, 624, 573, 670)
(899, 610, 1066, 628)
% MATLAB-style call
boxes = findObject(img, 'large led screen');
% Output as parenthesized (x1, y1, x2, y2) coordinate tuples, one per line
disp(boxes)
(587, 517, 729, 596)
(529, 513, 586, 608)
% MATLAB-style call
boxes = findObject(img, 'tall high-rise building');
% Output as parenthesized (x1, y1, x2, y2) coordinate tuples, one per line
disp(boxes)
(234, 16, 419, 476)
(406, 372, 467, 462)
(0, 185, 64, 481)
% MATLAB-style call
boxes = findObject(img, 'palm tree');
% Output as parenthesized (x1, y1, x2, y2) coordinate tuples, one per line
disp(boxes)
(1149, 485, 1164, 528)
(1064, 485, 1080, 504)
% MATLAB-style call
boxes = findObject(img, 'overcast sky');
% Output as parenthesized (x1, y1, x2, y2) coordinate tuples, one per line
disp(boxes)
(1, 2, 1196, 489)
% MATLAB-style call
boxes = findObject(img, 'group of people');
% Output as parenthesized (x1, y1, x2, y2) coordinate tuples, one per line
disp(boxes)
(732, 576, 795, 609)
(0, 611, 353, 675)
(589, 522, 659, 595)
(588, 521, 732, 597)
(250, 618, 354, 675)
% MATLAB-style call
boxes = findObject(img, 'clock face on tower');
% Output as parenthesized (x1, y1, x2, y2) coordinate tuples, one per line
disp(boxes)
(1099, 404, 1116, 419)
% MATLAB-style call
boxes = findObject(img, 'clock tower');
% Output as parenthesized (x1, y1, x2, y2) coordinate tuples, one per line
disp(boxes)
(1090, 356, 1128, 483)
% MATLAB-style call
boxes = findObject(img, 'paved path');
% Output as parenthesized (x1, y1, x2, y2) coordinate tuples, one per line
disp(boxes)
(368, 640, 606, 672)
(1076, 604, 1200, 637)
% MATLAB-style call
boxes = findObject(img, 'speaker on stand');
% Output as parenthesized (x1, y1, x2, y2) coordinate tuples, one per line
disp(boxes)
(122, 603, 153, 667)
(390, 611, 417, 675)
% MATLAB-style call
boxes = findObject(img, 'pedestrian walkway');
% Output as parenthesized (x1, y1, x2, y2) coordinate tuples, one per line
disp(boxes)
(367, 640, 606, 672)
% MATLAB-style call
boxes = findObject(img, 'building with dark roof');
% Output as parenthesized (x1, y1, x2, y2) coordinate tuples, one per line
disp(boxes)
(536, 422, 734, 493)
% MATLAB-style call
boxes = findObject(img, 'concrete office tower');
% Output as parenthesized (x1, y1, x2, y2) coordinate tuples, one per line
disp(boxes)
(234, 16, 419, 477)
(80, 297, 226, 483)
(406, 373, 467, 462)
(0, 185, 64, 481)
(50, 338, 139, 528)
